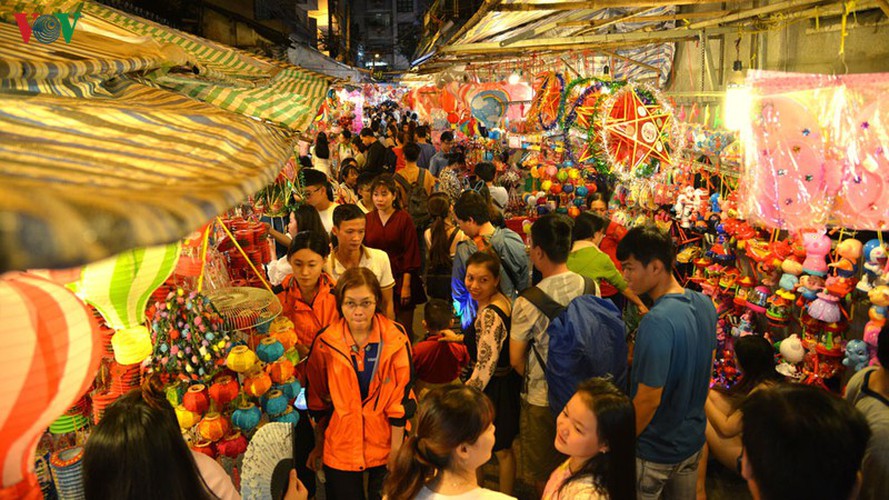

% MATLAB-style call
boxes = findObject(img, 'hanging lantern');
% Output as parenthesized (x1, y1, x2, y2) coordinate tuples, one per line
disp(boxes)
(208, 375, 240, 408)
(182, 384, 210, 416)
(0, 272, 101, 497)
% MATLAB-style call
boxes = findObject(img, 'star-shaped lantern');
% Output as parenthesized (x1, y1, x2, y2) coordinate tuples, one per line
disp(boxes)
(602, 86, 673, 176)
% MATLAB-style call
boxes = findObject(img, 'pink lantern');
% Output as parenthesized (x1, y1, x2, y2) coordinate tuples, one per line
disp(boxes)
(0, 272, 101, 497)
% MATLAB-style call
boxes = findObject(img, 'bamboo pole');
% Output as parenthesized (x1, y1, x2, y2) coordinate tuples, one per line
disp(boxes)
(687, 0, 834, 29)
(494, 0, 742, 12)
(557, 10, 732, 26)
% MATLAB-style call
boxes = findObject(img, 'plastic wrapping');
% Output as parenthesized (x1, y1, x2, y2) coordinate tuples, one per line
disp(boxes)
(740, 70, 889, 231)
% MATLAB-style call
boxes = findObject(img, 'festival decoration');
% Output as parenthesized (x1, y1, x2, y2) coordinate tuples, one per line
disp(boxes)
(231, 402, 263, 432)
(469, 89, 509, 130)
(0, 273, 101, 497)
(226, 345, 258, 373)
(198, 412, 231, 442)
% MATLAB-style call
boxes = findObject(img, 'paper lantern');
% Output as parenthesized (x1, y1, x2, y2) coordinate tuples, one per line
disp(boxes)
(191, 440, 216, 459)
(111, 326, 153, 365)
(256, 337, 285, 363)
(217, 431, 249, 458)
(226, 346, 257, 373)
(175, 405, 201, 430)
(267, 359, 295, 384)
(243, 370, 272, 398)
(182, 384, 210, 416)
(261, 390, 289, 416)
(75, 243, 181, 330)
(208, 375, 239, 408)
(270, 407, 300, 424)
(231, 402, 262, 432)
(198, 412, 231, 442)
(0, 272, 101, 496)
(271, 328, 298, 352)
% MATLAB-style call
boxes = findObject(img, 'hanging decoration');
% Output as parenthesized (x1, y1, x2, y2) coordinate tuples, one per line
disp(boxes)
(528, 72, 564, 131)
(469, 89, 509, 130)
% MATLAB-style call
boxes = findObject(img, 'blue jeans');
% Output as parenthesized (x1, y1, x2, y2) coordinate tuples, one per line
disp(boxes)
(636, 448, 703, 500)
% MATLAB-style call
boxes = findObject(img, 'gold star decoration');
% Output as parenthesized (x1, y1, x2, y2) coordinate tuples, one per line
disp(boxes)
(603, 87, 673, 174)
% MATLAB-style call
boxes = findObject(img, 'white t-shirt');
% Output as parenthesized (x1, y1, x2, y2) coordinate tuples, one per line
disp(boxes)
(325, 246, 395, 289)
(510, 271, 587, 407)
(191, 451, 241, 500)
(267, 255, 291, 286)
(490, 185, 509, 211)
(310, 146, 332, 178)
(317, 202, 339, 235)
(356, 200, 372, 214)
(414, 485, 515, 500)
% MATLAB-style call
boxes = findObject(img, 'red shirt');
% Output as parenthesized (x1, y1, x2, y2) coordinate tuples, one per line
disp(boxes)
(364, 209, 421, 294)
(412, 334, 470, 384)
(598, 221, 627, 297)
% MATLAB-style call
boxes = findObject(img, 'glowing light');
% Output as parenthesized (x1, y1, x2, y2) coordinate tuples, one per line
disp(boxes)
(724, 84, 752, 131)
(508, 73, 521, 85)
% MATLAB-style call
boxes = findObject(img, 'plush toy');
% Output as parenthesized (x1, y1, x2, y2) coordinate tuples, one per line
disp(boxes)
(801, 231, 831, 277)
(829, 238, 862, 278)
(843, 339, 870, 373)
(856, 239, 887, 292)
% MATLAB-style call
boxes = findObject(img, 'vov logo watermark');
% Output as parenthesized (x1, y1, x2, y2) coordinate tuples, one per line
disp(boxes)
(14, 2, 83, 44)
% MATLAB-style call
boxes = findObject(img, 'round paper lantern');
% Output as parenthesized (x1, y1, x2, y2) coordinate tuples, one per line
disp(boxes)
(182, 384, 210, 415)
(557, 170, 569, 182)
(243, 369, 272, 398)
(261, 390, 289, 416)
(208, 375, 239, 408)
(270, 407, 300, 424)
(576, 185, 589, 197)
(283, 348, 300, 366)
(562, 183, 574, 194)
(268, 359, 295, 384)
(217, 431, 249, 458)
(273, 378, 302, 401)
(540, 180, 552, 192)
(191, 440, 216, 459)
(198, 412, 231, 442)
(545, 165, 558, 178)
(175, 405, 201, 430)
(550, 183, 562, 194)
(256, 337, 285, 363)
(110, 326, 152, 365)
(271, 328, 298, 352)
(231, 402, 262, 432)
(0, 272, 101, 496)
(74, 243, 181, 330)
(568, 206, 581, 218)
(226, 345, 257, 373)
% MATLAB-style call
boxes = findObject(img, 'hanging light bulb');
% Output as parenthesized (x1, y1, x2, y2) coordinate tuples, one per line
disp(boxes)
(508, 72, 521, 85)
(724, 84, 752, 132)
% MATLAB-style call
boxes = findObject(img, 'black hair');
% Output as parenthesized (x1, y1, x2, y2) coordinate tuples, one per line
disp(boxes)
(616, 224, 675, 269)
(370, 174, 402, 210)
(453, 190, 490, 225)
(740, 385, 870, 500)
(878, 323, 889, 367)
(351, 135, 366, 153)
(439, 131, 454, 143)
(83, 376, 218, 500)
(465, 251, 503, 296)
(558, 378, 636, 500)
(301, 168, 333, 201)
(298, 156, 312, 169)
(287, 230, 331, 259)
(403, 142, 421, 163)
(338, 162, 360, 185)
(292, 204, 326, 238)
(333, 204, 366, 227)
(474, 162, 496, 183)
(341, 129, 352, 140)
(587, 191, 608, 209)
(427, 193, 453, 270)
(314, 132, 329, 160)
(356, 171, 377, 190)
(446, 152, 464, 167)
(572, 212, 609, 243)
(531, 214, 573, 264)
(416, 125, 429, 139)
(360, 127, 376, 138)
(424, 298, 453, 332)
(723, 335, 781, 404)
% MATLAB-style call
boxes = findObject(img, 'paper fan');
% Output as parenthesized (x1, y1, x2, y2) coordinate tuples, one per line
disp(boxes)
(241, 422, 297, 500)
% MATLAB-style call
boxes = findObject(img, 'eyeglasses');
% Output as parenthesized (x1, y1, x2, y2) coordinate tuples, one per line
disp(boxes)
(305, 187, 324, 197)
(343, 300, 376, 310)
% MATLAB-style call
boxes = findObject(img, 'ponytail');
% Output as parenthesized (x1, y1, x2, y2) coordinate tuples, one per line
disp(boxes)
(384, 436, 437, 500)
(427, 193, 452, 269)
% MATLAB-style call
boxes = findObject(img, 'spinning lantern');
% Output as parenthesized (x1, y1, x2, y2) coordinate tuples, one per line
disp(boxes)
(0, 273, 102, 497)
(75, 243, 181, 365)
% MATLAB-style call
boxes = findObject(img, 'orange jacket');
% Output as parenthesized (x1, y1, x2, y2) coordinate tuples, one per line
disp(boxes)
(277, 273, 340, 348)
(305, 314, 416, 471)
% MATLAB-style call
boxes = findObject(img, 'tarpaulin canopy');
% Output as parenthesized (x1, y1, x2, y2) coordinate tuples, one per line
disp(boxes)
(0, 1, 332, 272)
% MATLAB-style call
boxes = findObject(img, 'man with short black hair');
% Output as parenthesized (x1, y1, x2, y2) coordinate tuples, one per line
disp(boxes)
(360, 128, 390, 176)
(327, 204, 395, 319)
(429, 131, 454, 177)
(742, 385, 870, 500)
(508, 214, 586, 495)
(617, 225, 717, 499)
(415, 126, 437, 170)
(301, 169, 338, 235)
(474, 162, 508, 213)
(452, 191, 529, 329)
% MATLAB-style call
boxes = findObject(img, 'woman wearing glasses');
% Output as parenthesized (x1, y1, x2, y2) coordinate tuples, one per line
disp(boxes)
(305, 267, 416, 500)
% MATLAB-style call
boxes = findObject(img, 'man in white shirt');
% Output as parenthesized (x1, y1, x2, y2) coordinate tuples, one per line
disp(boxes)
(302, 169, 339, 234)
(326, 204, 395, 319)
(509, 214, 586, 495)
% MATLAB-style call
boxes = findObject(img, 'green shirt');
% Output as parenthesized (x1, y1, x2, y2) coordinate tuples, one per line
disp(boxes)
(567, 241, 628, 292)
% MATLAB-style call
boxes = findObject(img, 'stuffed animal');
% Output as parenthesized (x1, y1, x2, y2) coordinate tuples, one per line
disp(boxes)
(857, 239, 887, 292)
(843, 339, 870, 373)
(801, 231, 831, 277)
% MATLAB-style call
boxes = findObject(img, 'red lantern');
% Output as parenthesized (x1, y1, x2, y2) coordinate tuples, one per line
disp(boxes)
(217, 431, 249, 458)
(268, 359, 295, 384)
(208, 375, 239, 409)
(0, 273, 102, 497)
(191, 439, 216, 459)
(182, 384, 210, 416)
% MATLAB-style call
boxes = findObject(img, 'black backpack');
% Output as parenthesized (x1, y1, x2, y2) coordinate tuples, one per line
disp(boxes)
(395, 169, 431, 229)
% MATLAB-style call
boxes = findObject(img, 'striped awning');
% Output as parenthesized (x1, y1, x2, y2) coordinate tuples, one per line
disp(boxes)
(0, 1, 332, 272)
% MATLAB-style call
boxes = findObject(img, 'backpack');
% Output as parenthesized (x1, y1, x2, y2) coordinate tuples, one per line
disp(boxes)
(384, 147, 397, 173)
(395, 169, 431, 229)
(521, 277, 628, 416)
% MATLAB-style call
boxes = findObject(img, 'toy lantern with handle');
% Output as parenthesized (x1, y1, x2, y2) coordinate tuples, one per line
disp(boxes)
(0, 272, 102, 498)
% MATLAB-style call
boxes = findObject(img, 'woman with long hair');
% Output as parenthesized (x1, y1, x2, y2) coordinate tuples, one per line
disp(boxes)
(83, 375, 307, 500)
(544, 378, 636, 500)
(383, 385, 513, 500)
(424, 192, 467, 301)
(267, 204, 327, 285)
(305, 268, 415, 500)
(701, 335, 782, 481)
(392, 132, 407, 173)
(364, 174, 424, 341)
(461, 251, 521, 495)
(311, 131, 332, 178)
(336, 160, 360, 205)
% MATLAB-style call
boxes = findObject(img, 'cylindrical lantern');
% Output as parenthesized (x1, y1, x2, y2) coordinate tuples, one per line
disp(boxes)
(208, 375, 239, 408)
(243, 370, 272, 398)
(226, 346, 257, 373)
(175, 405, 201, 430)
(261, 390, 289, 416)
(217, 431, 249, 458)
(0, 273, 101, 496)
(182, 385, 210, 416)
(256, 337, 285, 363)
(197, 412, 231, 442)
(267, 359, 295, 384)
(231, 402, 262, 433)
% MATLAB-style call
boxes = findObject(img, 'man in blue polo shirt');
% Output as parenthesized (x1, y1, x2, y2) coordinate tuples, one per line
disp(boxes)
(617, 225, 716, 499)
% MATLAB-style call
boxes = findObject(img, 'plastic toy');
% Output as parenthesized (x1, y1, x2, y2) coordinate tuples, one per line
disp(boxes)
(796, 275, 825, 307)
(829, 238, 862, 278)
(765, 290, 795, 326)
(856, 239, 887, 292)
(778, 259, 802, 292)
(710, 192, 721, 213)
(864, 285, 889, 365)
(801, 231, 831, 277)
(807, 291, 842, 323)
(731, 311, 754, 337)
(746, 286, 771, 314)
(842, 339, 870, 373)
